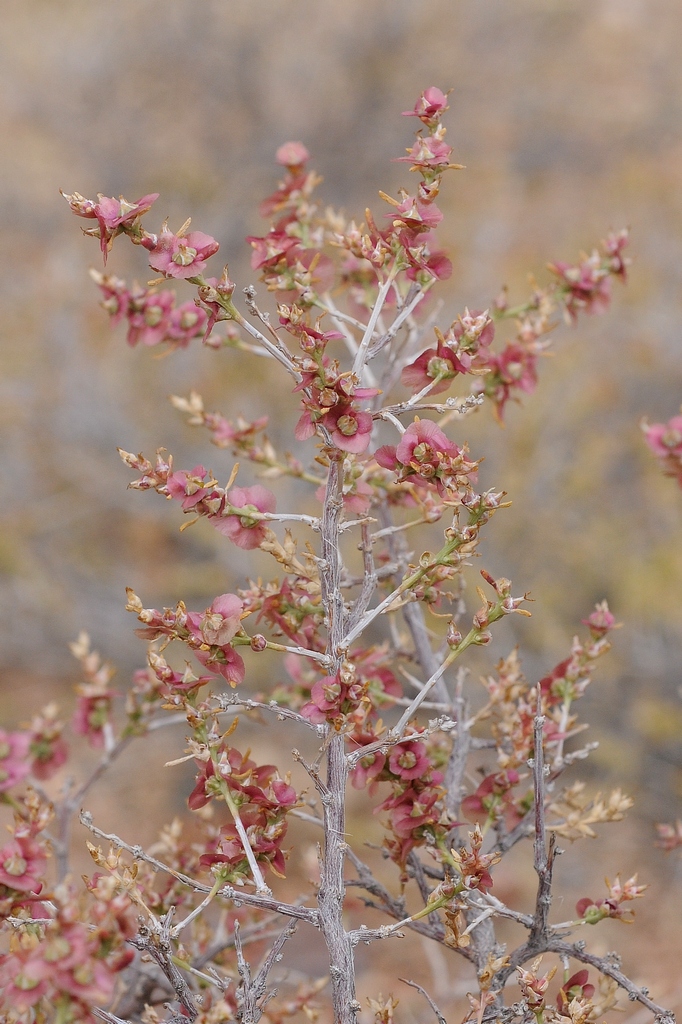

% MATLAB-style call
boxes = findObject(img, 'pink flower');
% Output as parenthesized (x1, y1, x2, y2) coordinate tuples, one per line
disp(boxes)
(61, 190, 158, 262)
(53, 955, 117, 1004)
(0, 730, 31, 792)
(401, 342, 464, 395)
(93, 193, 158, 257)
(301, 674, 345, 724)
(166, 301, 208, 348)
(644, 415, 682, 458)
(276, 141, 310, 167)
(557, 971, 595, 1012)
(460, 769, 521, 828)
(144, 228, 220, 279)
(29, 717, 68, 780)
(72, 693, 113, 748)
(166, 464, 213, 510)
(0, 834, 47, 892)
(388, 741, 431, 781)
(550, 253, 612, 320)
(30, 740, 68, 780)
(126, 287, 175, 346)
(247, 229, 300, 271)
(376, 419, 474, 498)
(402, 87, 449, 123)
(40, 923, 90, 974)
(212, 484, 276, 549)
(397, 419, 459, 466)
(196, 269, 237, 342)
(388, 196, 443, 233)
(603, 228, 630, 279)
(92, 271, 129, 325)
(192, 593, 243, 647)
(185, 593, 246, 686)
(300, 672, 366, 724)
(582, 601, 616, 638)
(397, 134, 453, 169)
(0, 949, 50, 1010)
(357, 752, 388, 790)
(321, 404, 374, 454)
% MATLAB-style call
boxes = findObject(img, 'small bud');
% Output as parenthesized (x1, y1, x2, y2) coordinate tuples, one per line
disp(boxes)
(250, 634, 268, 652)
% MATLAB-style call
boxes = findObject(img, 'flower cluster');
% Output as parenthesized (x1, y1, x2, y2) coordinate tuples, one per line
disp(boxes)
(61, 190, 158, 261)
(576, 874, 647, 924)
(91, 270, 209, 349)
(376, 419, 478, 498)
(35, 84, 669, 1024)
(69, 632, 117, 749)
(0, 875, 135, 1019)
(126, 589, 247, 686)
(190, 741, 297, 881)
(549, 229, 630, 321)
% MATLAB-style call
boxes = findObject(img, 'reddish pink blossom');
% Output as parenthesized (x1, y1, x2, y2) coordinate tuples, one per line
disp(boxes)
(656, 820, 682, 851)
(376, 419, 472, 497)
(321, 404, 374, 454)
(556, 971, 595, 1011)
(91, 193, 157, 227)
(53, 954, 117, 1004)
(207, 412, 269, 448)
(397, 134, 453, 169)
(144, 228, 220, 279)
(603, 228, 630, 279)
(247, 229, 300, 271)
(396, 418, 459, 465)
(30, 737, 68, 780)
(166, 464, 213, 510)
(92, 271, 130, 325)
(582, 601, 616, 638)
(286, 247, 336, 295)
(126, 286, 175, 347)
(184, 593, 246, 686)
(388, 196, 443, 233)
(644, 414, 682, 458)
(479, 342, 539, 419)
(301, 673, 366, 725)
(213, 484, 276, 549)
(62, 190, 158, 262)
(388, 741, 431, 781)
(189, 593, 243, 647)
(550, 253, 612, 320)
(0, 949, 50, 1009)
(461, 769, 522, 828)
(72, 692, 113, 748)
(166, 301, 208, 348)
(402, 87, 449, 123)
(351, 748, 387, 790)
(276, 141, 310, 167)
(452, 308, 496, 359)
(0, 834, 48, 892)
(401, 342, 464, 395)
(278, 306, 344, 350)
(408, 248, 452, 281)
(28, 708, 68, 780)
(0, 730, 31, 792)
(40, 923, 91, 976)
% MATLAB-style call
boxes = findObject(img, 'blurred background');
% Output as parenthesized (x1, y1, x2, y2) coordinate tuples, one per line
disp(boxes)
(2, 0, 682, 1017)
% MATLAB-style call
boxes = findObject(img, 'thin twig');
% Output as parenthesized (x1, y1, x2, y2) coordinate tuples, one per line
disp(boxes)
(347, 522, 378, 630)
(78, 813, 319, 925)
(400, 978, 447, 1024)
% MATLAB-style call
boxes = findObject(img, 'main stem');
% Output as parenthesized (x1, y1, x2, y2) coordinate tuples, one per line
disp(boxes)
(318, 456, 359, 1024)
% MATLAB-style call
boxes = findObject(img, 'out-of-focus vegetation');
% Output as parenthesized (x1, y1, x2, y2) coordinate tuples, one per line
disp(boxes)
(2, 0, 682, 1013)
